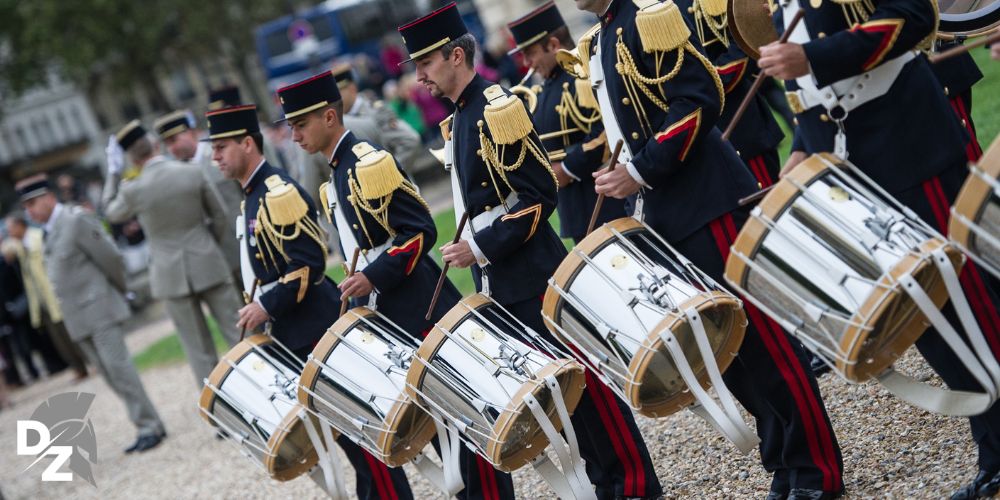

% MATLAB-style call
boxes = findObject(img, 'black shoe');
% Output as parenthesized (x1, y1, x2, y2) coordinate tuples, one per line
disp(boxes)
(788, 488, 841, 500)
(765, 491, 787, 500)
(809, 354, 831, 377)
(124, 433, 163, 454)
(952, 470, 999, 499)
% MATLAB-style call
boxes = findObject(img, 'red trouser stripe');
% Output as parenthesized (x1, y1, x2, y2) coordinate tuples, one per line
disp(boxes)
(585, 370, 645, 495)
(924, 177, 1000, 358)
(475, 454, 497, 500)
(950, 96, 982, 162)
(748, 155, 775, 188)
(711, 213, 841, 491)
(361, 450, 393, 499)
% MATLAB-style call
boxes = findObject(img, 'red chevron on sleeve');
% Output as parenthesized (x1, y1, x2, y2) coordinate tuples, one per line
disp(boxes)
(500, 203, 543, 242)
(387, 233, 424, 275)
(851, 19, 904, 71)
(716, 58, 748, 94)
(653, 109, 702, 162)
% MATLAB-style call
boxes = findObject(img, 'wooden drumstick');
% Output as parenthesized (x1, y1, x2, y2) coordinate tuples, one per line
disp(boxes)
(426, 212, 470, 321)
(239, 279, 260, 341)
(739, 185, 775, 207)
(930, 30, 1000, 64)
(722, 9, 805, 142)
(587, 139, 625, 236)
(339, 248, 362, 318)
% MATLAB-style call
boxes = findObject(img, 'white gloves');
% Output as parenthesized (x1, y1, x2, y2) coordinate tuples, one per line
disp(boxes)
(106, 135, 125, 176)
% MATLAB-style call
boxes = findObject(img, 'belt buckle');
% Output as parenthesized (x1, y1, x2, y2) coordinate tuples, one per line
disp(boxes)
(785, 91, 806, 114)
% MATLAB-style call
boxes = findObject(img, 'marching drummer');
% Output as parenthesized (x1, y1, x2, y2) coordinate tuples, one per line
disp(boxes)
(276, 69, 515, 499)
(575, 0, 844, 498)
(507, 1, 626, 243)
(400, 3, 664, 498)
(671, 0, 786, 188)
(757, 0, 1000, 496)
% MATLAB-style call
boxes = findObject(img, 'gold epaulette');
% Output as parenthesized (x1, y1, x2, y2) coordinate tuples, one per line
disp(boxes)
(263, 175, 308, 226)
(633, 0, 691, 53)
(482, 85, 534, 145)
(352, 142, 405, 200)
(318, 181, 332, 223)
(577, 23, 601, 71)
(699, 0, 728, 18)
(439, 114, 454, 142)
(575, 78, 599, 110)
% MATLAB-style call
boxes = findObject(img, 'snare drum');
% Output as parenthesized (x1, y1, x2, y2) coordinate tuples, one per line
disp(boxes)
(725, 153, 964, 382)
(199, 335, 318, 481)
(408, 294, 586, 472)
(298, 307, 436, 467)
(950, 135, 1000, 279)
(543, 217, 747, 418)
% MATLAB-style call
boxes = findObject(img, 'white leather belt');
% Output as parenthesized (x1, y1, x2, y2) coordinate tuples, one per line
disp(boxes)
(785, 50, 916, 117)
(467, 192, 520, 238)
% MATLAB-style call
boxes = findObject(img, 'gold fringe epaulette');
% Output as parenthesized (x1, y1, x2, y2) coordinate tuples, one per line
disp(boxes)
(699, 0, 728, 18)
(634, 0, 691, 53)
(577, 23, 602, 74)
(347, 142, 430, 246)
(318, 181, 332, 223)
(575, 78, 599, 110)
(255, 175, 327, 269)
(439, 114, 454, 142)
(483, 85, 534, 145)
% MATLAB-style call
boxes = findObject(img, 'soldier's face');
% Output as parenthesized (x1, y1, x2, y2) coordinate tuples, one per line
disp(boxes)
(212, 138, 249, 180)
(415, 52, 452, 99)
(288, 109, 337, 155)
(164, 130, 199, 162)
(22, 194, 55, 224)
(5, 220, 25, 239)
(522, 40, 559, 79)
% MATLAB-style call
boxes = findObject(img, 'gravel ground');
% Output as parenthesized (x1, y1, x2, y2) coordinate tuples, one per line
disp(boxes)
(0, 340, 977, 499)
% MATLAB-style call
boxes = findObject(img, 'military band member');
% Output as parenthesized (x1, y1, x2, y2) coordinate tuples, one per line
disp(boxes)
(577, 1, 844, 498)
(206, 104, 410, 500)
(507, 1, 627, 243)
(103, 120, 243, 389)
(757, 0, 1000, 497)
(17, 175, 166, 454)
(154, 110, 244, 290)
(400, 4, 663, 498)
(207, 85, 286, 169)
(277, 69, 515, 500)
(673, 0, 786, 187)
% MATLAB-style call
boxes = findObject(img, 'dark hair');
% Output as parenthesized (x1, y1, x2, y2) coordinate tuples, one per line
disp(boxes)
(248, 132, 264, 154)
(550, 26, 575, 50)
(441, 33, 477, 69)
(312, 101, 345, 123)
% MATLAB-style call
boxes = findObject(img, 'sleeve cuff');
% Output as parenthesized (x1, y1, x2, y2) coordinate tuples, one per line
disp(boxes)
(560, 160, 582, 182)
(625, 161, 652, 189)
(467, 236, 490, 268)
(254, 298, 273, 319)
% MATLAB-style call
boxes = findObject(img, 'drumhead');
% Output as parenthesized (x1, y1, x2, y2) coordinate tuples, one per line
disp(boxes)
(199, 334, 274, 425)
(300, 307, 435, 467)
(938, 0, 1000, 37)
(627, 291, 747, 417)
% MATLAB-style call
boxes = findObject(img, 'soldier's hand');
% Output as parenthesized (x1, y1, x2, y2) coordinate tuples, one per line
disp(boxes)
(441, 240, 477, 268)
(781, 150, 808, 178)
(237, 302, 269, 331)
(339, 272, 374, 300)
(758, 42, 810, 80)
(552, 161, 573, 188)
(593, 163, 641, 198)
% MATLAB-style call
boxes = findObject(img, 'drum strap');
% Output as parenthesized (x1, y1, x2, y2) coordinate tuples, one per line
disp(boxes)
(658, 309, 759, 454)
(327, 180, 387, 307)
(236, 214, 256, 295)
(524, 375, 595, 500)
(412, 416, 465, 496)
(877, 248, 1000, 416)
(301, 412, 348, 499)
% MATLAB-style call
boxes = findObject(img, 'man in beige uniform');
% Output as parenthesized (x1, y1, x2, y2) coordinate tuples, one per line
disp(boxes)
(17, 175, 166, 453)
(103, 120, 242, 388)
(153, 110, 243, 291)
(4, 213, 88, 379)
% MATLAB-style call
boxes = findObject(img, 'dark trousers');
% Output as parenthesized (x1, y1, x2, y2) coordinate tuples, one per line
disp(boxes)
(743, 149, 781, 190)
(949, 91, 982, 163)
(504, 297, 664, 499)
(676, 209, 844, 493)
(893, 166, 1000, 473)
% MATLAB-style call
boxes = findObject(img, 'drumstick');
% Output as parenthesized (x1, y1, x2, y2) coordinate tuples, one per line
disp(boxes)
(426, 212, 470, 321)
(722, 9, 805, 142)
(930, 30, 1000, 64)
(587, 139, 625, 236)
(339, 248, 362, 318)
(239, 279, 260, 341)
(739, 185, 775, 207)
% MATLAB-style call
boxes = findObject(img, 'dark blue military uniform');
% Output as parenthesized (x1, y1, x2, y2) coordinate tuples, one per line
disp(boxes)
(242, 161, 341, 352)
(930, 39, 984, 162)
(674, 0, 785, 187)
(532, 66, 627, 242)
(329, 131, 461, 332)
(589, 0, 843, 495)
(772, 0, 1000, 494)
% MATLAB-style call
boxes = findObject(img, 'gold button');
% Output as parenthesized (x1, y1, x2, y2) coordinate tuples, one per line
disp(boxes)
(622, 97, 631, 106)
(631, 132, 639, 140)
(352, 224, 358, 229)
(944, 86, 950, 96)
(962, 119, 967, 127)
(563, 82, 570, 89)
(485, 205, 492, 211)
(479, 259, 487, 265)
(476, 149, 483, 157)
(687, 6, 694, 12)
(818, 32, 826, 38)
(255, 253, 262, 260)
(481, 181, 488, 187)
(820, 113, 830, 122)
(793, 117, 799, 126)
(616, 27, 623, 35)
(477, 120, 484, 127)
(362, 249, 368, 255)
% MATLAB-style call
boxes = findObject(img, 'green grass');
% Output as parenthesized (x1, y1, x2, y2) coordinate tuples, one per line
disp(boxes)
(971, 48, 1000, 147)
(132, 316, 230, 371)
